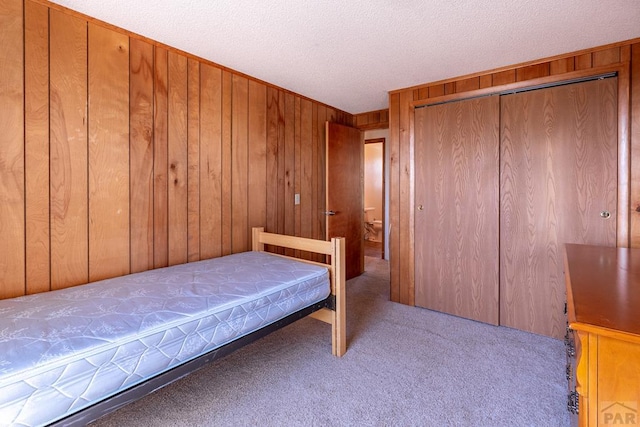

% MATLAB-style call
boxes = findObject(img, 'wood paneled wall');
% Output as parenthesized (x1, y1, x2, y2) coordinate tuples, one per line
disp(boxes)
(0, 0, 352, 298)
(389, 39, 640, 306)
(354, 109, 389, 130)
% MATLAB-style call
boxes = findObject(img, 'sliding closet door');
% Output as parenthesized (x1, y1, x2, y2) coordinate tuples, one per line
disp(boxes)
(415, 96, 500, 325)
(500, 78, 618, 339)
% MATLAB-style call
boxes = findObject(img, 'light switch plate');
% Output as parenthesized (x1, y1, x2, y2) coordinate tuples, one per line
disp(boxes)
(294, 193, 300, 205)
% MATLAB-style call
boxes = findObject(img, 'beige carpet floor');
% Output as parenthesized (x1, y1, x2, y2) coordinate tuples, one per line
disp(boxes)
(90, 256, 570, 427)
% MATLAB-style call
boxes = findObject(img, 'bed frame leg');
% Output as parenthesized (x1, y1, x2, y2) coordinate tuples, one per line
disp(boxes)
(332, 236, 347, 357)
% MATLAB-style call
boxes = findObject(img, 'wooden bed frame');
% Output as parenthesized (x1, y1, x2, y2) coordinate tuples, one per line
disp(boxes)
(48, 228, 346, 426)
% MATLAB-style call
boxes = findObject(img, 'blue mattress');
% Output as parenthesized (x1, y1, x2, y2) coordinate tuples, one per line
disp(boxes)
(0, 251, 330, 426)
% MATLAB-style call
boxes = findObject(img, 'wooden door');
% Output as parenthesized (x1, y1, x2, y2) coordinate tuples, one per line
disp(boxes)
(326, 122, 363, 280)
(414, 96, 500, 325)
(500, 78, 618, 339)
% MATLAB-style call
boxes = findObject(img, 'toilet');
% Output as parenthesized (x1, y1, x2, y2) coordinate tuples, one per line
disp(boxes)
(364, 207, 382, 242)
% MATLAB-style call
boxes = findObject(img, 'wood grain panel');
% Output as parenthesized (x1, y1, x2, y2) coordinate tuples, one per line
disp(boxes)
(167, 52, 188, 266)
(276, 90, 286, 246)
(597, 337, 640, 406)
(428, 85, 444, 98)
(388, 92, 400, 302)
(221, 71, 232, 255)
(516, 63, 549, 81)
(266, 87, 279, 238)
(294, 97, 302, 244)
(50, 10, 88, 290)
(414, 96, 500, 325)
(248, 80, 267, 240)
(311, 103, 319, 261)
(88, 23, 130, 282)
(316, 104, 327, 261)
(398, 90, 414, 305)
(326, 122, 363, 280)
(199, 64, 223, 259)
(153, 47, 169, 268)
(575, 53, 592, 70)
(456, 77, 479, 93)
(593, 47, 620, 66)
(444, 82, 455, 95)
(550, 57, 575, 75)
(632, 43, 640, 248)
(0, 0, 25, 298)
(129, 38, 154, 273)
(301, 99, 313, 240)
(500, 78, 618, 338)
(284, 92, 296, 255)
(232, 74, 249, 253)
(187, 58, 200, 262)
(492, 69, 516, 86)
(479, 74, 492, 89)
(25, 0, 50, 294)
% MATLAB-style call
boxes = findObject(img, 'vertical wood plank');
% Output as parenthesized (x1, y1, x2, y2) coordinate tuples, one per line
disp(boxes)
(428, 85, 444, 98)
(199, 64, 223, 259)
(593, 47, 620, 67)
(399, 89, 414, 305)
(129, 38, 154, 273)
(153, 47, 168, 268)
(294, 97, 302, 243)
(631, 44, 640, 248)
(50, 10, 88, 290)
(317, 104, 327, 249)
(575, 53, 592, 70)
(167, 51, 188, 266)
(550, 57, 575, 75)
(618, 45, 631, 248)
(0, 0, 25, 298)
(266, 87, 279, 238)
(284, 93, 296, 255)
(187, 58, 200, 262)
(25, 0, 50, 294)
(516, 63, 550, 81)
(248, 80, 267, 241)
(388, 92, 400, 302)
(232, 74, 249, 253)
(221, 71, 233, 255)
(444, 82, 455, 95)
(456, 77, 480, 93)
(277, 90, 287, 244)
(479, 74, 492, 89)
(492, 69, 516, 86)
(311, 102, 319, 256)
(417, 87, 429, 100)
(88, 23, 130, 282)
(301, 99, 313, 240)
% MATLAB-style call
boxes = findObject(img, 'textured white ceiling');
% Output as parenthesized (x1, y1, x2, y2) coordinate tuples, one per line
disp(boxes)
(49, 0, 640, 114)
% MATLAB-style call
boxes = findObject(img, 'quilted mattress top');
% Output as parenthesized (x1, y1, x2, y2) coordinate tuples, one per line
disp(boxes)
(0, 251, 330, 387)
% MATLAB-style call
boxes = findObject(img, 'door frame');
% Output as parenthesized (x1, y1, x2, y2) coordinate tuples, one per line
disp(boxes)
(405, 62, 631, 306)
(364, 137, 386, 259)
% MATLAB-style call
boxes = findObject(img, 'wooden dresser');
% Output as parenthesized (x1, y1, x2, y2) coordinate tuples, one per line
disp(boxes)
(564, 244, 640, 426)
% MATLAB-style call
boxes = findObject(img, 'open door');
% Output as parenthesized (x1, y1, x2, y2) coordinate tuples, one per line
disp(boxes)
(326, 122, 363, 280)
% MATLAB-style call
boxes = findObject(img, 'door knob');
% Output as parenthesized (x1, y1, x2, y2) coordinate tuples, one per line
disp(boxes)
(600, 210, 611, 219)
(324, 210, 336, 216)
(417, 205, 424, 211)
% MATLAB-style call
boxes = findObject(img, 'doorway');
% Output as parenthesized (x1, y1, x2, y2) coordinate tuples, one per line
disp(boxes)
(363, 129, 389, 261)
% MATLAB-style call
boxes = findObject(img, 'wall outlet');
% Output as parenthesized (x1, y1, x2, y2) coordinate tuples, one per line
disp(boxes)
(294, 193, 300, 205)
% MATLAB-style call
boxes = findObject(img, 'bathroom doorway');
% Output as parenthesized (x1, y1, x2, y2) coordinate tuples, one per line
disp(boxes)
(364, 135, 386, 259)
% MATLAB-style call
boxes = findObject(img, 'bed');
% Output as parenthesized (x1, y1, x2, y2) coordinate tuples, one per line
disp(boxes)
(0, 228, 346, 426)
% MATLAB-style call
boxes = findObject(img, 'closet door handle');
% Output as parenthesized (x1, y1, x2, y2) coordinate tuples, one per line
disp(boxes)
(324, 210, 336, 216)
(600, 211, 611, 219)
